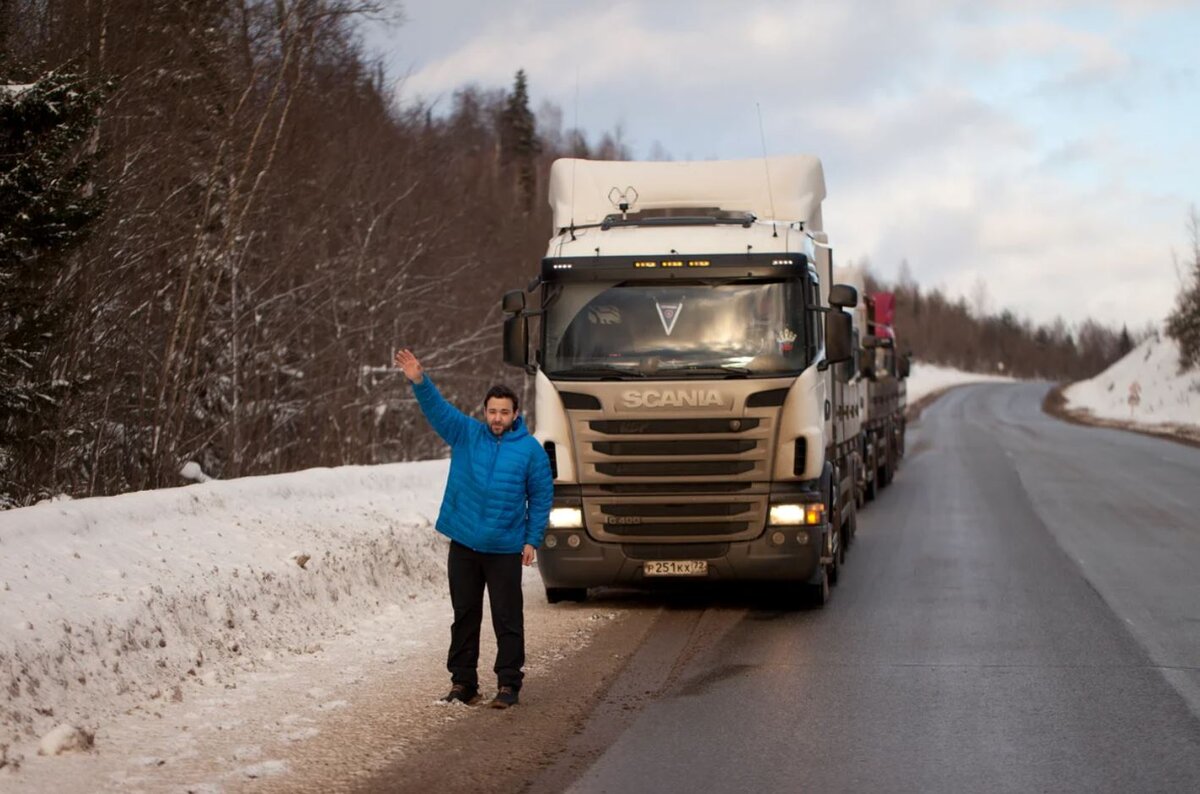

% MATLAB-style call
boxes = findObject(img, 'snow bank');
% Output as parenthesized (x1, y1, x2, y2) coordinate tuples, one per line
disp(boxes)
(1064, 332, 1200, 430)
(0, 461, 452, 758)
(905, 360, 1015, 404)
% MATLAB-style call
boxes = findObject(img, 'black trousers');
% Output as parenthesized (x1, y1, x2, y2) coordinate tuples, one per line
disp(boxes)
(447, 540, 525, 691)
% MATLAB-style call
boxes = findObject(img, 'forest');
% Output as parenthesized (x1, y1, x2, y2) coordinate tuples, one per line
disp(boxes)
(2, 1, 1195, 506)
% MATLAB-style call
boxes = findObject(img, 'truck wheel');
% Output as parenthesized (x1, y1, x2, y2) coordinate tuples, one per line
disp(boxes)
(545, 587, 587, 604)
(807, 567, 830, 607)
(880, 443, 894, 487)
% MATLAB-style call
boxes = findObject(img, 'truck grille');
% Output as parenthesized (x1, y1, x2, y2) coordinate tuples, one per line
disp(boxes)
(568, 401, 777, 542)
(604, 521, 749, 537)
(589, 418, 760, 435)
(622, 543, 731, 560)
(577, 416, 772, 483)
(595, 460, 756, 477)
(583, 493, 766, 543)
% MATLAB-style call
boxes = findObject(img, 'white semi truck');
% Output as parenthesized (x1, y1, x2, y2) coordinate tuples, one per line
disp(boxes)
(501, 156, 861, 606)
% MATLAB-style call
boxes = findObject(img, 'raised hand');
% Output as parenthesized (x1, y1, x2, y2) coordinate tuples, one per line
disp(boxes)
(394, 348, 425, 383)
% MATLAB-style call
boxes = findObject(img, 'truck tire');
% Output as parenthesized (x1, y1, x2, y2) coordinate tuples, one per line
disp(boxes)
(545, 587, 588, 604)
(807, 567, 830, 607)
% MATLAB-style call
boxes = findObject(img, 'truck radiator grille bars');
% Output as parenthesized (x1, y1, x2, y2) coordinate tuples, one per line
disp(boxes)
(578, 414, 771, 483)
(570, 408, 776, 543)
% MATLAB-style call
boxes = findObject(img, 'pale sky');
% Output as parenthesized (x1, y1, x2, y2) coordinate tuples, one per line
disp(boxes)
(364, 0, 1200, 330)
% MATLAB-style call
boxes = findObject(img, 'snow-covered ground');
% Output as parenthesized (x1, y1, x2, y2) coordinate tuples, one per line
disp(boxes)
(1064, 331, 1200, 435)
(0, 359, 1053, 790)
(904, 360, 1015, 404)
(0, 461, 617, 790)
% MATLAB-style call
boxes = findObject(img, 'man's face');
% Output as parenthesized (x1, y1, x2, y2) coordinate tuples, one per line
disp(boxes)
(485, 397, 516, 436)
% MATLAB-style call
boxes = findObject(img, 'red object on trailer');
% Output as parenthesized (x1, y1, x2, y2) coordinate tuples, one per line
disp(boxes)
(871, 292, 895, 338)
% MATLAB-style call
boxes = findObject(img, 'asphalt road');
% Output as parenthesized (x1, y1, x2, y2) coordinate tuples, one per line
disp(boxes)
(530, 382, 1200, 794)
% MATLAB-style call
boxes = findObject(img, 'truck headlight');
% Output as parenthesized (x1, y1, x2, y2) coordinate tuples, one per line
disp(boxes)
(769, 503, 825, 526)
(549, 507, 583, 529)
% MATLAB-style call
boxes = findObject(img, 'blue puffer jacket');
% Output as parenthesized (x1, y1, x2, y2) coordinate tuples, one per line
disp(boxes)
(411, 376, 553, 554)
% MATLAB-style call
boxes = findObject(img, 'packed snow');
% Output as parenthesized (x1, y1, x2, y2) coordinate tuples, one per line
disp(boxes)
(1064, 331, 1200, 433)
(0, 359, 1083, 790)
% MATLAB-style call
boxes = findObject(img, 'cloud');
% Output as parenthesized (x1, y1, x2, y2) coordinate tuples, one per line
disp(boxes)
(368, 0, 1198, 328)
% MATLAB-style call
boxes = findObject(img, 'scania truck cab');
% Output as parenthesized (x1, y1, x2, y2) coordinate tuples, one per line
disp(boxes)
(501, 157, 859, 606)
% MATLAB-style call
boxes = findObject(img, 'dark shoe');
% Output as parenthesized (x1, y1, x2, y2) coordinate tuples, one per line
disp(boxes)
(489, 686, 519, 709)
(441, 684, 480, 705)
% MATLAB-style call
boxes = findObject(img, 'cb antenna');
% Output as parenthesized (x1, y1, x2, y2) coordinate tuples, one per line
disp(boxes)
(756, 102, 778, 238)
(569, 66, 580, 241)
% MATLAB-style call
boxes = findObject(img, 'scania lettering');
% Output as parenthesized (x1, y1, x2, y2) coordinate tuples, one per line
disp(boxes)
(501, 156, 862, 607)
(621, 389, 727, 409)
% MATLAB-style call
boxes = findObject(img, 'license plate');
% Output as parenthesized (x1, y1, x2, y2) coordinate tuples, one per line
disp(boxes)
(643, 560, 708, 577)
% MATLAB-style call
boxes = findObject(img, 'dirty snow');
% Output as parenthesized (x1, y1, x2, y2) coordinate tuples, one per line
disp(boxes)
(0, 458, 623, 792)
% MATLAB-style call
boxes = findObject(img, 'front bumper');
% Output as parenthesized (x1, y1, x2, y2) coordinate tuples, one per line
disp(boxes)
(537, 523, 826, 589)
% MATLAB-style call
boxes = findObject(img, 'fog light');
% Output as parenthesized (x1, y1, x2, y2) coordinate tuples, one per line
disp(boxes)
(544, 534, 558, 549)
(566, 534, 582, 548)
(549, 507, 583, 528)
(796, 530, 810, 545)
(770, 531, 786, 546)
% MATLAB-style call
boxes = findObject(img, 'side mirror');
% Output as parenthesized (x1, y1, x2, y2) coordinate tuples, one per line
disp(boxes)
(829, 284, 858, 309)
(898, 352, 911, 379)
(503, 314, 528, 368)
(502, 289, 525, 314)
(825, 310, 853, 365)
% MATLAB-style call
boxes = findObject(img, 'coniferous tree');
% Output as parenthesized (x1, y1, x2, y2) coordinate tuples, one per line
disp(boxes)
(499, 69, 540, 212)
(1118, 325, 1133, 357)
(0, 64, 108, 504)
(1165, 208, 1200, 371)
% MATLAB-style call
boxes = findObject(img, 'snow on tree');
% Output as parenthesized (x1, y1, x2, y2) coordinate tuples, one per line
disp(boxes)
(0, 64, 109, 506)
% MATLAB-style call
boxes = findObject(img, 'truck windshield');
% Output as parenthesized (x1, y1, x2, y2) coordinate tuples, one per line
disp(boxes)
(543, 279, 810, 379)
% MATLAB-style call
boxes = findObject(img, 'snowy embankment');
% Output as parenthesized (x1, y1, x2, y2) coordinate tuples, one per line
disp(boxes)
(0, 462, 452, 767)
(904, 360, 1015, 405)
(1063, 332, 1200, 436)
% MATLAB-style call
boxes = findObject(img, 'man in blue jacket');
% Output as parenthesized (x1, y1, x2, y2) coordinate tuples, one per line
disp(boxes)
(394, 348, 553, 709)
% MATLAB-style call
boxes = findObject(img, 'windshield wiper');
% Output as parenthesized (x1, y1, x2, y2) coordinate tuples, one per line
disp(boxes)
(548, 365, 647, 379)
(655, 365, 752, 378)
